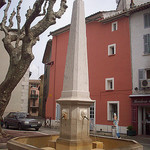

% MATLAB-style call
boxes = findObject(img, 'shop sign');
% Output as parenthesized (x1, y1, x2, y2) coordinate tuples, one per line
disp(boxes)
(133, 99, 150, 104)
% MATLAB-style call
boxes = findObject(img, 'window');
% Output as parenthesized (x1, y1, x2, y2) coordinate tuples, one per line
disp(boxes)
(144, 34, 150, 54)
(90, 104, 95, 119)
(146, 70, 150, 79)
(33, 99, 36, 106)
(32, 108, 37, 113)
(139, 69, 150, 88)
(144, 13, 150, 28)
(31, 90, 36, 95)
(108, 44, 116, 56)
(112, 22, 118, 31)
(56, 103, 61, 120)
(107, 101, 119, 121)
(105, 78, 114, 90)
(90, 103, 95, 131)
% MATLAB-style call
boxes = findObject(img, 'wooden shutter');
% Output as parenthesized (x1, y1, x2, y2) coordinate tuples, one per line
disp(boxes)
(144, 34, 150, 54)
(144, 13, 150, 28)
(139, 69, 145, 89)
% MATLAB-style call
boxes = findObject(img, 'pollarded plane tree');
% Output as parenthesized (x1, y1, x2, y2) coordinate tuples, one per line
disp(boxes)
(0, 0, 67, 136)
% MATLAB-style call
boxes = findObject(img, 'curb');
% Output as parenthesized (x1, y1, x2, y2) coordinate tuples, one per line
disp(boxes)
(0, 143, 7, 149)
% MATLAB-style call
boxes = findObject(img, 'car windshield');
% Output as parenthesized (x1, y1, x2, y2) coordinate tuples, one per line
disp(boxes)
(17, 113, 30, 118)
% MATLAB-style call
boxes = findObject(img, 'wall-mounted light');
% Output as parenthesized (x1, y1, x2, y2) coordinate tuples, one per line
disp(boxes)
(45, 61, 54, 66)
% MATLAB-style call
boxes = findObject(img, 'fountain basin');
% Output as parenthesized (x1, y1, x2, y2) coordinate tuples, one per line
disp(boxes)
(7, 134, 143, 150)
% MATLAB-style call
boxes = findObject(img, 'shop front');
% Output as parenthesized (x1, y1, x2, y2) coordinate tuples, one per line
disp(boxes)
(130, 95, 150, 135)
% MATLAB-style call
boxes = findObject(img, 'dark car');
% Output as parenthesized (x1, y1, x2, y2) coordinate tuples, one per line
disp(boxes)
(4, 112, 42, 131)
(0, 117, 3, 127)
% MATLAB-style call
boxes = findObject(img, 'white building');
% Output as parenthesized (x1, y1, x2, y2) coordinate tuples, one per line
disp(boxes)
(0, 31, 29, 117)
(129, 2, 150, 135)
(117, 0, 150, 10)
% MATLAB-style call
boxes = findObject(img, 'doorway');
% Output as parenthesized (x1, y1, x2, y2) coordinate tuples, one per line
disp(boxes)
(141, 107, 150, 135)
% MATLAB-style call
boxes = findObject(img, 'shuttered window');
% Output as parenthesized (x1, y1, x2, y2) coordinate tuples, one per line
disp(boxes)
(144, 34, 150, 54)
(139, 69, 145, 89)
(144, 13, 150, 28)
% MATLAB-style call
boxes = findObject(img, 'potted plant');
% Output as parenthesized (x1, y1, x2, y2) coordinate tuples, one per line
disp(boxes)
(127, 126, 136, 136)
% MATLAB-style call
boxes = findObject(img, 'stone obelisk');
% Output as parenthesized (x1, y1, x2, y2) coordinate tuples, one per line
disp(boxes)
(56, 0, 94, 149)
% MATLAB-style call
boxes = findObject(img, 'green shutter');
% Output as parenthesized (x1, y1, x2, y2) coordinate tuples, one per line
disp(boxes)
(139, 69, 145, 89)
(144, 34, 150, 54)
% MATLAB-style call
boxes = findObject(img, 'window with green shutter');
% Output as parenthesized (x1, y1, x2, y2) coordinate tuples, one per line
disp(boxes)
(144, 34, 150, 54)
(139, 69, 145, 89)
(144, 13, 150, 28)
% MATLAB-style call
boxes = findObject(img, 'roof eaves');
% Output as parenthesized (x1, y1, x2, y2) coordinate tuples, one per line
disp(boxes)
(50, 11, 114, 36)
(100, 2, 150, 23)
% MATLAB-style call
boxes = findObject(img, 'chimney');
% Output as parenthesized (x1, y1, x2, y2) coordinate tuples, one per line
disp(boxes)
(130, 0, 135, 8)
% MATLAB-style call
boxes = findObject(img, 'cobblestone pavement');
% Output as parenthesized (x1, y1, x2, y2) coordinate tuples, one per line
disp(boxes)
(0, 127, 150, 150)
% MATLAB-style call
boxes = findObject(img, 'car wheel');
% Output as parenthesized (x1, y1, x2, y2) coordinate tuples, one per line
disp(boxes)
(35, 128, 39, 131)
(18, 123, 22, 130)
(5, 122, 9, 129)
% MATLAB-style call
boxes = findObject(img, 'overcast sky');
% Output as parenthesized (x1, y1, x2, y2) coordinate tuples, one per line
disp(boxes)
(0, 0, 117, 79)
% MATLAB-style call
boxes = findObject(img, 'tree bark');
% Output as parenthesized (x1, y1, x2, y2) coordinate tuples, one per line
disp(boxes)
(0, 0, 5, 8)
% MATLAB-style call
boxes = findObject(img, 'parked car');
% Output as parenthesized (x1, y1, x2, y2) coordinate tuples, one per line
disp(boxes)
(0, 117, 3, 127)
(4, 112, 42, 131)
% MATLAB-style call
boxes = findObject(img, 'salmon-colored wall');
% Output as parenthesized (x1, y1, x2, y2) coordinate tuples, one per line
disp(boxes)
(87, 17, 132, 126)
(46, 17, 132, 126)
(45, 32, 69, 119)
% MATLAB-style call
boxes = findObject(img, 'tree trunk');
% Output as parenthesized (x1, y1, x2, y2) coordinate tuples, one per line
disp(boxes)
(0, 52, 33, 136)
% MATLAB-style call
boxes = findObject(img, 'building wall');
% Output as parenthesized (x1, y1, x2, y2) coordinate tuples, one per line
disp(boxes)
(86, 17, 132, 128)
(45, 32, 69, 119)
(29, 80, 40, 116)
(46, 16, 132, 133)
(130, 8, 150, 94)
(0, 31, 29, 117)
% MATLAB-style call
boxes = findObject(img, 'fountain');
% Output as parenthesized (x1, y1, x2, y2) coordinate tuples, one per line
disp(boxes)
(56, 0, 94, 149)
(7, 0, 143, 150)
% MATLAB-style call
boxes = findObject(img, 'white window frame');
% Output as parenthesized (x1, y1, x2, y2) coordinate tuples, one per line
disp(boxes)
(105, 78, 114, 90)
(112, 21, 118, 31)
(108, 44, 116, 56)
(107, 101, 119, 121)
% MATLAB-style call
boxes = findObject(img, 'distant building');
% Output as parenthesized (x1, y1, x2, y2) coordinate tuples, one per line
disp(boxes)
(0, 31, 29, 117)
(28, 80, 40, 116)
(39, 75, 45, 118)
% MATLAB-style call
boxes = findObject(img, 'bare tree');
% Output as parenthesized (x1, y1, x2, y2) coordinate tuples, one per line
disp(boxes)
(0, 0, 6, 8)
(0, 0, 67, 136)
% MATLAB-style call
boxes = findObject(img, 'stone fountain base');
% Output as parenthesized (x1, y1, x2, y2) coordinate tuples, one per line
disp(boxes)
(56, 137, 92, 150)
(7, 134, 143, 150)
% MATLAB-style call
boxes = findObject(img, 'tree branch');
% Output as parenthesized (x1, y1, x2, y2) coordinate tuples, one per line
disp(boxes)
(8, 9, 16, 29)
(55, 0, 68, 19)
(16, 0, 22, 30)
(31, 0, 67, 38)
(1, 0, 11, 34)
(0, 0, 6, 8)
(23, 0, 45, 35)
(38, 0, 48, 16)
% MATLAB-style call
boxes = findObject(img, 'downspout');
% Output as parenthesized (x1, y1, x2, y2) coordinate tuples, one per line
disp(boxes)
(53, 36, 58, 120)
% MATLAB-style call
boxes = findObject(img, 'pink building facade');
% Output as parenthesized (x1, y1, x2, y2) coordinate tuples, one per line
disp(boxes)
(44, 1, 150, 135)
